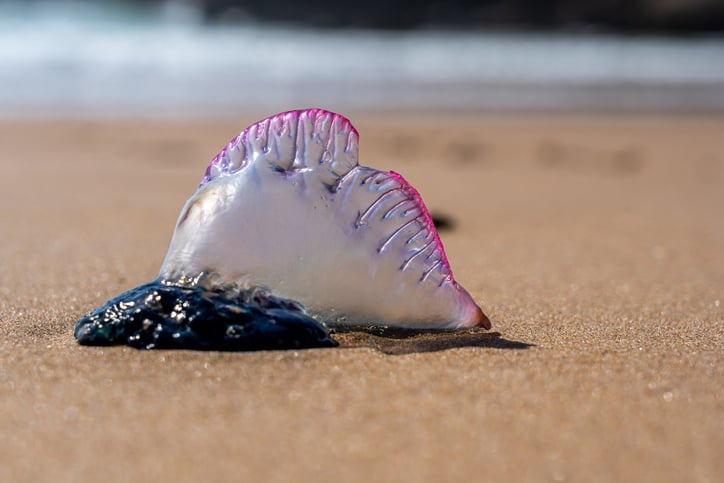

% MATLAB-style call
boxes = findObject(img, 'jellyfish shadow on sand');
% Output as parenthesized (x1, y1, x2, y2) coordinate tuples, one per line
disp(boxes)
(331, 327, 533, 355)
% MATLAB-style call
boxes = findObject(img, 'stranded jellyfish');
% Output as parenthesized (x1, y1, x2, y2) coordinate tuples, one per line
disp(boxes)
(75, 109, 490, 350)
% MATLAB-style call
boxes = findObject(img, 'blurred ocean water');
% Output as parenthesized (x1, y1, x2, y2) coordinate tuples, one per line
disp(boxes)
(1, 1, 724, 116)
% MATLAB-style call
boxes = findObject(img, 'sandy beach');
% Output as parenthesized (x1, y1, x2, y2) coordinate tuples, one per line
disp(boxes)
(0, 112, 721, 482)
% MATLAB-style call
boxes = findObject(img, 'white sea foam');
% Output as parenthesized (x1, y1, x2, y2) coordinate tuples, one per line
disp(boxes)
(1, 2, 723, 115)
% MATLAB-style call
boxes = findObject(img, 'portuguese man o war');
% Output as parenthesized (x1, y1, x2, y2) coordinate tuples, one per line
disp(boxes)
(75, 109, 490, 351)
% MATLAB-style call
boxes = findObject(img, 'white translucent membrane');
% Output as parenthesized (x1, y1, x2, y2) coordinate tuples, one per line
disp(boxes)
(160, 109, 489, 329)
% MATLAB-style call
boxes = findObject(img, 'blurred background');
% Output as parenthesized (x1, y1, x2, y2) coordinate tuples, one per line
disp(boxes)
(1, 0, 723, 115)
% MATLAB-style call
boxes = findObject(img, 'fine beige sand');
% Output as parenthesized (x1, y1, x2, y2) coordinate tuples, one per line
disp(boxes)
(0, 113, 721, 482)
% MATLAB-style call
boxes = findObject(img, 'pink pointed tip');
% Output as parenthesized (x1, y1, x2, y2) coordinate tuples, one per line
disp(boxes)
(474, 306, 492, 330)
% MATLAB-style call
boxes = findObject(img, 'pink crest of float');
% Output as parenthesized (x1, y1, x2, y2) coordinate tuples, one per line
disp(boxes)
(201, 109, 359, 187)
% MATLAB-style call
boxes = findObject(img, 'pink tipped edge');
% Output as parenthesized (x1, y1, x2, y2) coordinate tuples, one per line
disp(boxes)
(386, 169, 455, 282)
(286, 108, 359, 138)
(388, 169, 491, 330)
(474, 305, 492, 330)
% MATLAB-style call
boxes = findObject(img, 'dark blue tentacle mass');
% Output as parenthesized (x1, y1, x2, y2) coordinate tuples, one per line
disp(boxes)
(75, 281, 338, 351)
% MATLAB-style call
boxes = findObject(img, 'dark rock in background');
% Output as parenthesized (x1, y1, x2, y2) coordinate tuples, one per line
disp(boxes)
(192, 0, 724, 33)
